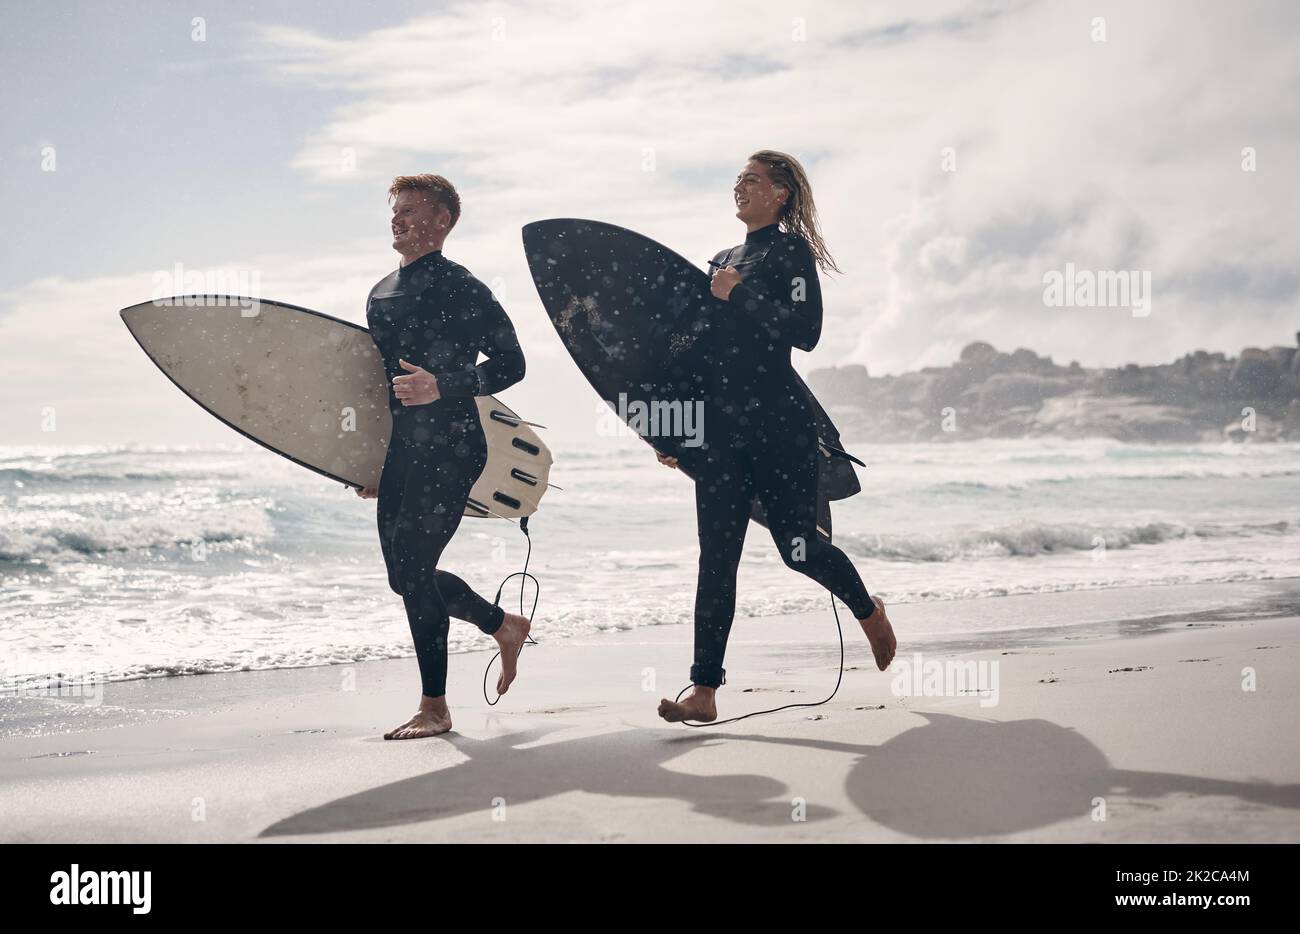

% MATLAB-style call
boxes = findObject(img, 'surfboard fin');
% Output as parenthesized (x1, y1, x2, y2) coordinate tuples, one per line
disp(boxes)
(819, 442, 866, 468)
(492, 491, 523, 511)
(510, 468, 539, 486)
(489, 409, 548, 430)
(466, 496, 517, 522)
(505, 469, 563, 492)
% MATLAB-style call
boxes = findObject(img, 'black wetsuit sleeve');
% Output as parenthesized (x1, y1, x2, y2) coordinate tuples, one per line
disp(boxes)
(433, 274, 526, 397)
(727, 236, 823, 352)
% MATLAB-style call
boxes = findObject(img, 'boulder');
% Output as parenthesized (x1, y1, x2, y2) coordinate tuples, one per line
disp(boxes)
(959, 342, 999, 366)
(1034, 394, 1204, 442)
(1229, 347, 1283, 398)
(962, 373, 1075, 414)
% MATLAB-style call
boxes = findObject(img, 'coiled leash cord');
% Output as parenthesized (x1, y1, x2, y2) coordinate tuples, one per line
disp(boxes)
(673, 595, 845, 727)
(482, 517, 540, 705)
(477, 522, 847, 722)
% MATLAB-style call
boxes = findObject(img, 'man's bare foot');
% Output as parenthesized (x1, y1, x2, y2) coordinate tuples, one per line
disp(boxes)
(658, 685, 717, 723)
(492, 612, 531, 695)
(384, 695, 452, 740)
(859, 596, 898, 671)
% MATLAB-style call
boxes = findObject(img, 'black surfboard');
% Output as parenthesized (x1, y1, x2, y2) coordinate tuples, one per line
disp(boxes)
(522, 218, 861, 538)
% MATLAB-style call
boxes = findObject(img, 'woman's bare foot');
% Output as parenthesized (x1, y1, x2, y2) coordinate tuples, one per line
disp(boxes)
(658, 685, 717, 723)
(492, 612, 531, 695)
(384, 695, 452, 740)
(859, 596, 898, 671)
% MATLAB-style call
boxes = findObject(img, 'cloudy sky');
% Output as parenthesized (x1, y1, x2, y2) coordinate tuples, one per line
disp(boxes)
(2, 0, 1297, 446)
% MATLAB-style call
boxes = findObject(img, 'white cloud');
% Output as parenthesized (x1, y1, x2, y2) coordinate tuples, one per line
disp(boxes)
(3, 0, 1296, 446)
(250, 0, 1298, 376)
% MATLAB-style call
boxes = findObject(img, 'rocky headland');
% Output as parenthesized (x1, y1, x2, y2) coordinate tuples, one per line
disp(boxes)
(808, 332, 1300, 443)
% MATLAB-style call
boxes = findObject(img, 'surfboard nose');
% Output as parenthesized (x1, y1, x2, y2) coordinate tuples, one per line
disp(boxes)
(523, 218, 623, 252)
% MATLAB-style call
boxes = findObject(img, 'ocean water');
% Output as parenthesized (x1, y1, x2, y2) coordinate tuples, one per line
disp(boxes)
(2, 437, 1298, 689)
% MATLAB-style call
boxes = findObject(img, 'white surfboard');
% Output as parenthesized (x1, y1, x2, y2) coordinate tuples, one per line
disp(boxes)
(120, 295, 553, 520)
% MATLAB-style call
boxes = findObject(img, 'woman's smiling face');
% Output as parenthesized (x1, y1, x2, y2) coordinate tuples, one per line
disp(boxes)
(733, 159, 787, 227)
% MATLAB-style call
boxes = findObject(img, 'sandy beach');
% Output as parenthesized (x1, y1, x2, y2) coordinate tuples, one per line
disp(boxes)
(1, 577, 1297, 843)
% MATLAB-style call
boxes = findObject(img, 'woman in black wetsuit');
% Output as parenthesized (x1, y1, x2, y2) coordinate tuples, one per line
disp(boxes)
(656, 151, 897, 724)
(356, 174, 532, 740)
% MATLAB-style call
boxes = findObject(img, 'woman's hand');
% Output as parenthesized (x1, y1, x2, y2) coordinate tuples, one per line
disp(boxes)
(355, 486, 378, 499)
(393, 359, 440, 405)
(710, 265, 742, 301)
(655, 451, 679, 470)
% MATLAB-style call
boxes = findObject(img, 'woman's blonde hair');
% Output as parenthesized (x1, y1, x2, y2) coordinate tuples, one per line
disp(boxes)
(749, 150, 839, 274)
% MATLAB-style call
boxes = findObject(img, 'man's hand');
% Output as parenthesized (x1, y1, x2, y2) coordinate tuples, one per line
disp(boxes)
(655, 451, 679, 470)
(355, 486, 378, 499)
(393, 359, 440, 405)
(710, 265, 742, 301)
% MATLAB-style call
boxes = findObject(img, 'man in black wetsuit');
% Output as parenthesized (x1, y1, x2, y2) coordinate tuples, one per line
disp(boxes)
(355, 174, 531, 740)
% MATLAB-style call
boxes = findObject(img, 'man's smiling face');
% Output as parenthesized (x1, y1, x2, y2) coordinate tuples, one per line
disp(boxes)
(391, 189, 448, 258)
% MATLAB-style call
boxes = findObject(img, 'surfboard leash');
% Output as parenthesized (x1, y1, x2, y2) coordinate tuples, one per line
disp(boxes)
(672, 594, 846, 727)
(482, 517, 540, 706)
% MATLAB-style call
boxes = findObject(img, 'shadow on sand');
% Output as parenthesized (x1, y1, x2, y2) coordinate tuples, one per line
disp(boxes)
(262, 711, 1300, 838)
